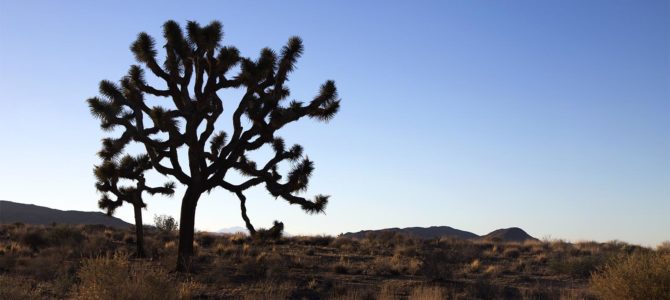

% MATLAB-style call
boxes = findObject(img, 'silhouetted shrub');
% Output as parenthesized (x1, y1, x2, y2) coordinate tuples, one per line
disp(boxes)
(154, 215, 179, 234)
(254, 221, 284, 241)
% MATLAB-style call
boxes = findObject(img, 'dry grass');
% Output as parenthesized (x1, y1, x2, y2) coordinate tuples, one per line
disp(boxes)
(1, 224, 665, 299)
(590, 251, 670, 300)
(74, 253, 187, 300)
(408, 285, 447, 300)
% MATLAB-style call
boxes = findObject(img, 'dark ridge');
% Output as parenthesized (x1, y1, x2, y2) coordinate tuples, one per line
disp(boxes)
(341, 226, 479, 240)
(342, 226, 538, 242)
(482, 227, 538, 242)
(0, 200, 132, 229)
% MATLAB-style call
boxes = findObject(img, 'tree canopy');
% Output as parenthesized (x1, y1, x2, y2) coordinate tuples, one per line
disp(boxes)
(88, 20, 340, 271)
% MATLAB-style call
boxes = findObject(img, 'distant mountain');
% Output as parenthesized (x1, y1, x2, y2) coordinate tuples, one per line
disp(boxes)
(481, 227, 538, 242)
(216, 226, 249, 234)
(341, 226, 537, 242)
(0, 200, 132, 229)
(342, 226, 479, 240)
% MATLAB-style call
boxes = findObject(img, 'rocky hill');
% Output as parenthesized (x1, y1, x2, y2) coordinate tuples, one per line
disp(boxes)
(0, 200, 131, 228)
(481, 227, 538, 242)
(342, 225, 537, 242)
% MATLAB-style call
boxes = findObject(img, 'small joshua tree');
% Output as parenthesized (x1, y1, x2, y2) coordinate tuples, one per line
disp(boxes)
(94, 154, 175, 257)
(88, 20, 340, 271)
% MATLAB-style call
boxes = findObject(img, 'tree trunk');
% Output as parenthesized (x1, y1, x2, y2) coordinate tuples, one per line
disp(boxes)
(176, 187, 200, 272)
(133, 204, 146, 258)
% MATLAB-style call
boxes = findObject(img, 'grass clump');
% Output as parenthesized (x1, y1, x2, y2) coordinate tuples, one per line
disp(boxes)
(74, 253, 183, 300)
(590, 251, 670, 300)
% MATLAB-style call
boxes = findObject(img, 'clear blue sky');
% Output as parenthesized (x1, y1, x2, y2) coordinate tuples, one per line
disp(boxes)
(0, 1, 668, 246)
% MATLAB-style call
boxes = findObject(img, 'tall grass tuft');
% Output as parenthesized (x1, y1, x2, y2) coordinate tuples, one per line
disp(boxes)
(590, 251, 670, 300)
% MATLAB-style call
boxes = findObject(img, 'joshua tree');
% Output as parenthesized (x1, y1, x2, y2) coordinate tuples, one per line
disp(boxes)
(88, 20, 340, 271)
(94, 154, 175, 257)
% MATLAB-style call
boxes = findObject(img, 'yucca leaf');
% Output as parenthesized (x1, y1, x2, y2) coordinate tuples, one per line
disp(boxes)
(209, 131, 227, 155)
(163, 20, 191, 58)
(130, 32, 157, 63)
(272, 137, 285, 153)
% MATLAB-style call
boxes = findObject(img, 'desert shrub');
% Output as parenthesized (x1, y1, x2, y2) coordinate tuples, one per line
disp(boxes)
(295, 235, 333, 246)
(420, 248, 454, 280)
(44, 225, 86, 247)
(5, 241, 31, 256)
(657, 241, 670, 254)
(503, 247, 520, 259)
(394, 243, 419, 258)
(333, 262, 349, 274)
(330, 237, 356, 250)
(389, 253, 422, 275)
(329, 287, 376, 300)
(256, 249, 290, 279)
(409, 286, 446, 300)
(253, 221, 285, 241)
(154, 215, 179, 234)
(237, 255, 267, 279)
(0, 252, 17, 271)
(74, 253, 180, 300)
(468, 259, 481, 273)
(590, 251, 670, 300)
(16, 247, 68, 281)
(550, 255, 609, 278)
(123, 234, 135, 244)
(467, 279, 503, 299)
(79, 234, 117, 257)
(243, 280, 295, 300)
(21, 230, 47, 250)
(215, 243, 239, 257)
(228, 232, 249, 244)
(0, 275, 39, 299)
(196, 233, 216, 248)
(367, 256, 400, 276)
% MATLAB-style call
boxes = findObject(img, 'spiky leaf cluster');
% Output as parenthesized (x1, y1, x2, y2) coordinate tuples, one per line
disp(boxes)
(88, 20, 340, 234)
(94, 153, 174, 216)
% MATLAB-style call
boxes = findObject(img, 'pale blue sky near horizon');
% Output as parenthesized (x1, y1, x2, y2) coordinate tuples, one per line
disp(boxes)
(0, 1, 668, 246)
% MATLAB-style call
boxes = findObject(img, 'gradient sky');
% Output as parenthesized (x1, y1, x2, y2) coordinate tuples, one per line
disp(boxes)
(0, 1, 668, 246)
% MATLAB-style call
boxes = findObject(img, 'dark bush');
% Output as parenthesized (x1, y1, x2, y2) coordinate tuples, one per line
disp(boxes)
(197, 233, 216, 248)
(44, 225, 86, 247)
(550, 255, 609, 278)
(21, 231, 47, 250)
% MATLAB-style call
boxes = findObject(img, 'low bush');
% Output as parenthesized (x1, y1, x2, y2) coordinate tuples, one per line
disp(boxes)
(0, 275, 38, 299)
(44, 225, 86, 247)
(550, 255, 608, 278)
(590, 251, 670, 300)
(74, 253, 181, 300)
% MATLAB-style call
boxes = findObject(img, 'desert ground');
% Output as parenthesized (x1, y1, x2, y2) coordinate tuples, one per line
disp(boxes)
(0, 223, 668, 299)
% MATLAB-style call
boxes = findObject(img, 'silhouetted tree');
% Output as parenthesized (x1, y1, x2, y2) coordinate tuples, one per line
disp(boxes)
(94, 154, 175, 257)
(88, 20, 340, 271)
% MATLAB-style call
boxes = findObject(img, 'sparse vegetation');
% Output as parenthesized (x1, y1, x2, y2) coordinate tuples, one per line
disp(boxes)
(0, 224, 667, 298)
(590, 250, 670, 300)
